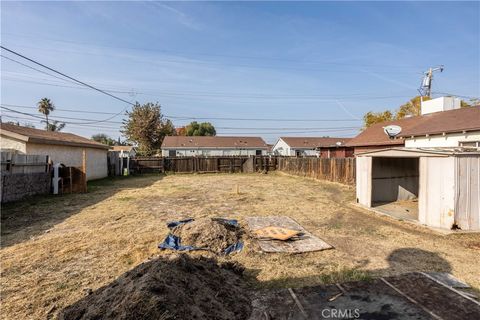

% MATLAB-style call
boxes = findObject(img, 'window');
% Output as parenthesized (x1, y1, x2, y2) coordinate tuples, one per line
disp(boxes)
(459, 141, 480, 147)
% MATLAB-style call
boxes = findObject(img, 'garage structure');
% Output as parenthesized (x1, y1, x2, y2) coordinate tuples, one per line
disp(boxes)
(356, 148, 480, 231)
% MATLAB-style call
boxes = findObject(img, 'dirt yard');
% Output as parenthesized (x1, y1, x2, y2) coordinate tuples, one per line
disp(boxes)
(1, 173, 479, 319)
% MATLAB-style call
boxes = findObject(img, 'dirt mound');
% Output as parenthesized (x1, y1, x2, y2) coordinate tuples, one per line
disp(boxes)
(57, 254, 252, 320)
(172, 217, 241, 254)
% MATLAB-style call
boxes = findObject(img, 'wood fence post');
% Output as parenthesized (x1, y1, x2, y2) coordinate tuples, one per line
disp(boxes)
(82, 148, 87, 192)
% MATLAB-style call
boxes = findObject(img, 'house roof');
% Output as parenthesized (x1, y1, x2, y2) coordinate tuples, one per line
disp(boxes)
(161, 136, 268, 149)
(280, 137, 352, 149)
(0, 123, 110, 150)
(110, 145, 135, 152)
(347, 106, 480, 147)
(399, 106, 480, 137)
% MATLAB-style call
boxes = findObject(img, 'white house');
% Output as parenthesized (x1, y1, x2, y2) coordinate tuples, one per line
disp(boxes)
(0, 123, 109, 180)
(161, 136, 268, 156)
(353, 98, 480, 231)
(272, 137, 353, 157)
(347, 97, 480, 153)
(404, 98, 480, 148)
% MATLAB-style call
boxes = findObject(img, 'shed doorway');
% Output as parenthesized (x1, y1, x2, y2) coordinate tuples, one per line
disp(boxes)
(371, 157, 419, 221)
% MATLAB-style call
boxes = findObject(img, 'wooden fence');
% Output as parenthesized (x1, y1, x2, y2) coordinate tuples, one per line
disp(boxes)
(130, 156, 278, 174)
(277, 157, 356, 185)
(1, 153, 50, 173)
(1, 153, 52, 203)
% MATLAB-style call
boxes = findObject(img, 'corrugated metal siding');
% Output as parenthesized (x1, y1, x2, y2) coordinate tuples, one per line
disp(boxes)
(356, 157, 372, 207)
(455, 156, 480, 230)
(419, 157, 456, 229)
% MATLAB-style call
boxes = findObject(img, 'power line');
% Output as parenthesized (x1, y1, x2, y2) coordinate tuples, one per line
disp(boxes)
(0, 55, 84, 87)
(0, 46, 134, 124)
(1, 46, 134, 106)
(1, 106, 362, 131)
(2, 103, 363, 122)
(2, 75, 414, 102)
(3, 33, 424, 72)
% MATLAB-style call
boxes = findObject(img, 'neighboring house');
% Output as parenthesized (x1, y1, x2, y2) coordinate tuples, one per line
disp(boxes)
(0, 123, 109, 180)
(110, 145, 137, 158)
(161, 136, 268, 156)
(347, 97, 480, 153)
(272, 137, 353, 157)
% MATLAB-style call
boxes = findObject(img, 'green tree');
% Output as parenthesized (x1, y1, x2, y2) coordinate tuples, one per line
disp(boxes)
(361, 95, 477, 128)
(122, 102, 175, 156)
(363, 110, 393, 128)
(92, 133, 116, 146)
(37, 98, 55, 129)
(44, 120, 66, 132)
(185, 121, 216, 136)
(395, 96, 430, 119)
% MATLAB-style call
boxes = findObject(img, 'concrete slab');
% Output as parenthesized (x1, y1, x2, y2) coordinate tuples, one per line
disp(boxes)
(249, 273, 480, 320)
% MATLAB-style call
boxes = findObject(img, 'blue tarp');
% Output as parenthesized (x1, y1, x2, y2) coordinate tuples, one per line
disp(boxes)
(158, 234, 200, 251)
(159, 217, 243, 255)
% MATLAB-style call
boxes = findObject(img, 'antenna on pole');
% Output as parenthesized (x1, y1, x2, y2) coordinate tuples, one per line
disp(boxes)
(418, 65, 444, 98)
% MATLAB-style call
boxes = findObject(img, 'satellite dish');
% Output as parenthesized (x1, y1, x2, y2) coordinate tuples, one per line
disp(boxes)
(335, 141, 342, 146)
(383, 125, 402, 139)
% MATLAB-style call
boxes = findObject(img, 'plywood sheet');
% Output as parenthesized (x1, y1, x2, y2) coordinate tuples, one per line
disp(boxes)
(246, 216, 333, 253)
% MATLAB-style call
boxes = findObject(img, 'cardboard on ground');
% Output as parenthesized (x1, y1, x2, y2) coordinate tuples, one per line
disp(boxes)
(254, 226, 301, 241)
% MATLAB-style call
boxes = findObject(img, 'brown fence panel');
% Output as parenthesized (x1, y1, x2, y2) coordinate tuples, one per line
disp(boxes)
(131, 157, 164, 173)
(130, 156, 355, 185)
(277, 157, 355, 185)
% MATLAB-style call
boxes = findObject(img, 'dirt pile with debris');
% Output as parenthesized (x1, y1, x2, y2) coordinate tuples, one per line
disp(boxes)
(172, 217, 241, 254)
(57, 254, 252, 320)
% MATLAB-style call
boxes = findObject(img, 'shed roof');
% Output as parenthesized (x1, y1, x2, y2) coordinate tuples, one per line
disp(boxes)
(280, 137, 352, 148)
(0, 123, 110, 150)
(356, 147, 480, 158)
(347, 106, 480, 147)
(161, 136, 268, 149)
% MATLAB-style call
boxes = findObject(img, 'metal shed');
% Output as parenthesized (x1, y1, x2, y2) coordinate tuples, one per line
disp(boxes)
(356, 148, 480, 231)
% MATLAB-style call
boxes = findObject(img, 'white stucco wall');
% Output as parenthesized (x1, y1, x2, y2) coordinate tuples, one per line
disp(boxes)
(26, 143, 108, 180)
(405, 131, 480, 148)
(162, 148, 266, 156)
(1, 135, 27, 153)
(272, 139, 293, 156)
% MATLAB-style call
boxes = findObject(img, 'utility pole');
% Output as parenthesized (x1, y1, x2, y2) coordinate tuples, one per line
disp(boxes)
(419, 65, 444, 97)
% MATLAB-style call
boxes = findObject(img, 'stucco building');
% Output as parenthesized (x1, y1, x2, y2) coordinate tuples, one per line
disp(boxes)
(0, 123, 109, 180)
(272, 137, 353, 157)
(347, 98, 480, 153)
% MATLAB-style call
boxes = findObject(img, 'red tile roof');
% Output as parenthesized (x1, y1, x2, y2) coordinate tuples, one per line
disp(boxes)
(347, 106, 480, 147)
(162, 136, 268, 149)
(0, 123, 110, 149)
(280, 137, 352, 148)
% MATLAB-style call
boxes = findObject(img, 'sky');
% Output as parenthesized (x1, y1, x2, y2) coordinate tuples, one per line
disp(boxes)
(1, 1, 479, 143)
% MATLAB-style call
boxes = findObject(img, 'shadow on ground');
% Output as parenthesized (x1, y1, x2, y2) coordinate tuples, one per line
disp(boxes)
(1, 174, 162, 248)
(56, 247, 479, 320)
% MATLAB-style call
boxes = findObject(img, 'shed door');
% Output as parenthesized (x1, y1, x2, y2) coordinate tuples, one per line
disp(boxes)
(455, 157, 480, 230)
(356, 157, 372, 207)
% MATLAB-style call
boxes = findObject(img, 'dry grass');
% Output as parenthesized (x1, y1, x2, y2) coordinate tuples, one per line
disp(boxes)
(1, 173, 479, 319)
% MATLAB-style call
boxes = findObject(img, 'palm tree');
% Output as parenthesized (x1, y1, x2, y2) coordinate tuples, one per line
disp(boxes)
(37, 98, 55, 130)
